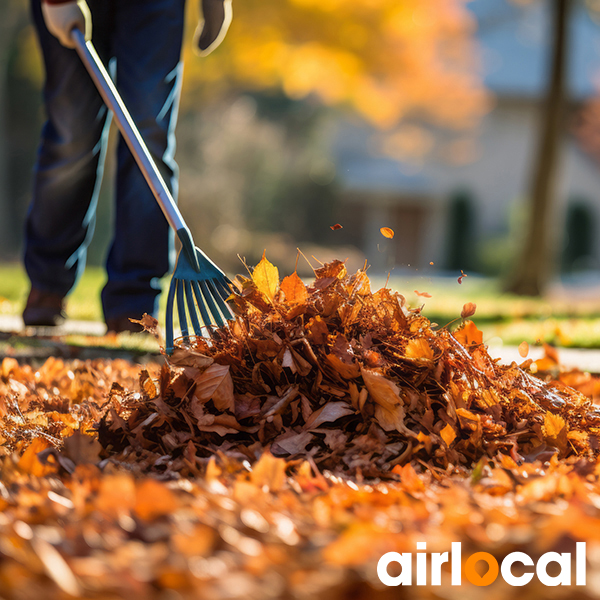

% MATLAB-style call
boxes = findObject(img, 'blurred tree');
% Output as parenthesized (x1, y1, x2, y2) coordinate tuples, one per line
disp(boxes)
(181, 0, 489, 135)
(503, 0, 579, 295)
(0, 0, 28, 253)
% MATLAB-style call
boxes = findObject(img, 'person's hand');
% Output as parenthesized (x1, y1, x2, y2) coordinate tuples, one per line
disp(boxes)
(194, 0, 232, 56)
(41, 0, 92, 49)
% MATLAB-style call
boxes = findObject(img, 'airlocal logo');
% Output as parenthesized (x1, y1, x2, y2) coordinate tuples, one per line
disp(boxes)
(378, 542, 586, 587)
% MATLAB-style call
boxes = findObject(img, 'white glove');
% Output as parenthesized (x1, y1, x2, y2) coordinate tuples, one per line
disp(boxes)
(194, 0, 232, 57)
(42, 0, 92, 49)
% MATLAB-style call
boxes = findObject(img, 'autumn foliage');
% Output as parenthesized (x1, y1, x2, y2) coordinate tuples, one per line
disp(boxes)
(2, 257, 600, 598)
(183, 0, 489, 132)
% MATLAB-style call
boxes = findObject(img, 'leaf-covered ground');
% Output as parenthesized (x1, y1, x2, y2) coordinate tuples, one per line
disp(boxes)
(2, 258, 600, 599)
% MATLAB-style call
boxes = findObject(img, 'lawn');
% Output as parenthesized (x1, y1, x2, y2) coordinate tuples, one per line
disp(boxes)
(3, 263, 600, 348)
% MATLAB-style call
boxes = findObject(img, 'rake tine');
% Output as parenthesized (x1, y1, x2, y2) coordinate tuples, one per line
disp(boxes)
(200, 280, 226, 328)
(207, 279, 234, 320)
(176, 279, 190, 342)
(191, 280, 213, 329)
(213, 278, 233, 303)
(184, 280, 203, 336)
(165, 275, 177, 354)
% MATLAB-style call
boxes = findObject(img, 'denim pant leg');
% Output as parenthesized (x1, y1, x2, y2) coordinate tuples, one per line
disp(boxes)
(25, 0, 112, 297)
(100, 0, 186, 321)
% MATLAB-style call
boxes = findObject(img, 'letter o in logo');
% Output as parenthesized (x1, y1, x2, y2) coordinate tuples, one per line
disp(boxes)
(464, 552, 499, 586)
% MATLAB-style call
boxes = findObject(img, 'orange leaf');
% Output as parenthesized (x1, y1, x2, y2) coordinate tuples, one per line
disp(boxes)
(380, 227, 395, 239)
(18, 438, 54, 477)
(453, 320, 483, 348)
(330, 223, 343, 230)
(281, 271, 308, 305)
(414, 290, 432, 298)
(518, 341, 529, 358)
(440, 423, 457, 446)
(252, 251, 279, 302)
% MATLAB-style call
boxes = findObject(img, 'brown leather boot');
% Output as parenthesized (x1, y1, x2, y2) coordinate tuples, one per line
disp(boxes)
(22, 288, 67, 327)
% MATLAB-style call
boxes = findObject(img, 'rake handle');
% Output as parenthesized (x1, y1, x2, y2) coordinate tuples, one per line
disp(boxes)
(72, 28, 188, 238)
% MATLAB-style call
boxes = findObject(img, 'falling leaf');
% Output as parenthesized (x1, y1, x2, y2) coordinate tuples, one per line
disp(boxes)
(330, 223, 343, 230)
(518, 341, 529, 358)
(458, 269, 467, 284)
(252, 251, 279, 302)
(380, 227, 395, 239)
(281, 271, 308, 305)
(414, 290, 432, 298)
(461, 302, 476, 319)
(429, 262, 434, 265)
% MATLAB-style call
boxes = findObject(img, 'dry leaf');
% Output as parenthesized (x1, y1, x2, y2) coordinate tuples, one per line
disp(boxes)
(281, 271, 308, 305)
(252, 251, 279, 302)
(518, 341, 529, 358)
(380, 227, 395, 239)
(461, 302, 476, 319)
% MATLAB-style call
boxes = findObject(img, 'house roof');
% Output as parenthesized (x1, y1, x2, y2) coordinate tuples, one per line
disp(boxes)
(471, 0, 600, 99)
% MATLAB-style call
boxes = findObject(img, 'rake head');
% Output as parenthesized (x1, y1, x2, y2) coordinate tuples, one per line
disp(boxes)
(165, 228, 235, 354)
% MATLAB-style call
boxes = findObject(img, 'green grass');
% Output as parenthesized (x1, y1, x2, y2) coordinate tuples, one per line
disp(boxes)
(3, 264, 600, 349)
(0, 263, 171, 323)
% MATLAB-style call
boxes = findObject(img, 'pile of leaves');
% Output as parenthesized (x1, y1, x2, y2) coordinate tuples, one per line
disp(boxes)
(3, 258, 600, 598)
(93, 257, 600, 477)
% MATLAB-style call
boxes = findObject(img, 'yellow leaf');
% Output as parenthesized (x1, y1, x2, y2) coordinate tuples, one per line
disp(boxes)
(543, 411, 568, 455)
(543, 412, 566, 438)
(380, 227, 395, 239)
(252, 252, 279, 303)
(440, 423, 457, 446)
(280, 271, 308, 305)
(405, 338, 434, 360)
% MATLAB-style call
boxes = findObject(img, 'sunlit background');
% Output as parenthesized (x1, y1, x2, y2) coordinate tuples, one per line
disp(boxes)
(2, 0, 600, 301)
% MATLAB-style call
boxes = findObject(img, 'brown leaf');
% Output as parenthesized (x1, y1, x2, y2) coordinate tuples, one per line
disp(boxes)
(461, 302, 476, 319)
(304, 402, 354, 430)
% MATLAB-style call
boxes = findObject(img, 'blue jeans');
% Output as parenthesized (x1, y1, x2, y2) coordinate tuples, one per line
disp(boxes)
(26, 0, 185, 321)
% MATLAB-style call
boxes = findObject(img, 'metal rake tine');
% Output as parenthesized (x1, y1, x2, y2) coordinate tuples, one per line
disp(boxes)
(207, 279, 234, 320)
(200, 280, 226, 328)
(176, 279, 190, 342)
(191, 280, 213, 330)
(184, 280, 203, 336)
(165, 275, 177, 354)
(213, 278, 234, 306)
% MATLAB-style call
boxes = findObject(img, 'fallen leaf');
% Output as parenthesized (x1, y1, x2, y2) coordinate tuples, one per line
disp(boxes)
(252, 251, 279, 302)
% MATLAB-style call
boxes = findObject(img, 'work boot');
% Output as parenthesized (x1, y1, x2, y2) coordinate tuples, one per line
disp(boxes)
(22, 288, 67, 327)
(105, 316, 144, 334)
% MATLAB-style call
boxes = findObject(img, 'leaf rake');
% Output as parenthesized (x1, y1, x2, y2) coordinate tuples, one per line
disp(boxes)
(72, 28, 234, 353)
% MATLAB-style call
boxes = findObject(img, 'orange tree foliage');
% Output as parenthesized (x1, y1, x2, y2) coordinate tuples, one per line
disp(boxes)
(182, 0, 490, 132)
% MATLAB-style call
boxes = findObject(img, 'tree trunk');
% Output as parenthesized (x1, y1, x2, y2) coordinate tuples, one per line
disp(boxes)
(503, 0, 570, 296)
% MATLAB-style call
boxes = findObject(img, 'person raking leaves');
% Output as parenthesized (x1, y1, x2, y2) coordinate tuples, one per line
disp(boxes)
(22, 0, 232, 333)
